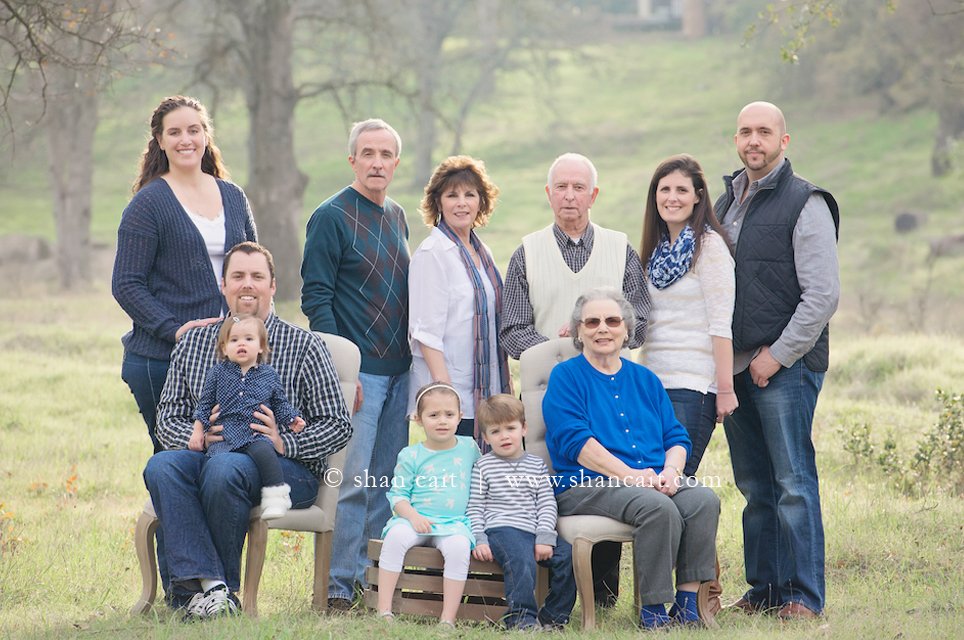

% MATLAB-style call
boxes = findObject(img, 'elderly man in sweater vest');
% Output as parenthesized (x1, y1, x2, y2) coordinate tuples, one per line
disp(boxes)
(500, 152, 650, 608)
(500, 153, 650, 360)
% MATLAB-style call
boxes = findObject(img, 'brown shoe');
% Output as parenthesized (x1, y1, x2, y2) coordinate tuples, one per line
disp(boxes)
(726, 597, 766, 614)
(705, 584, 722, 616)
(777, 602, 818, 620)
(705, 556, 722, 616)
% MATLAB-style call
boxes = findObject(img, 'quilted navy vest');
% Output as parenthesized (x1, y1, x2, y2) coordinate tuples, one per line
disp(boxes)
(714, 160, 840, 372)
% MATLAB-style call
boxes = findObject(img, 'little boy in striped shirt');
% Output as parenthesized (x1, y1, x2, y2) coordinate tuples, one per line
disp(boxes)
(466, 394, 575, 630)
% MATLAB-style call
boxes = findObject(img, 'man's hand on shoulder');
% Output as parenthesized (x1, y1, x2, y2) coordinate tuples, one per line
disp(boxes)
(175, 316, 220, 342)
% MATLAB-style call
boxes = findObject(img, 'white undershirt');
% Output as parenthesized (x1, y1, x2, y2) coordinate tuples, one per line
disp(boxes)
(185, 207, 226, 284)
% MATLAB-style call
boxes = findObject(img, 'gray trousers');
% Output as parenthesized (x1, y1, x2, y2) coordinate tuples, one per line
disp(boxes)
(555, 480, 719, 605)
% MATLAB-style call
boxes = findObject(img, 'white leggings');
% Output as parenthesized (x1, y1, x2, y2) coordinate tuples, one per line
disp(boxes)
(379, 525, 472, 581)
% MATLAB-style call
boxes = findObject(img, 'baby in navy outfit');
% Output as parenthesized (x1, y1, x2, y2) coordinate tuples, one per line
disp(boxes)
(189, 313, 305, 520)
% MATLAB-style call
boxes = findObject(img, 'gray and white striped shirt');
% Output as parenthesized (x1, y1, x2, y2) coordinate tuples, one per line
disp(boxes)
(466, 451, 559, 547)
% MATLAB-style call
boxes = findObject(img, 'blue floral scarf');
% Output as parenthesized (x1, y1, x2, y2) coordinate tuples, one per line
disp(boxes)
(648, 224, 696, 290)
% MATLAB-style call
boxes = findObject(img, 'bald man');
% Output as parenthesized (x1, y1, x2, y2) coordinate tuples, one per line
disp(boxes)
(715, 102, 839, 620)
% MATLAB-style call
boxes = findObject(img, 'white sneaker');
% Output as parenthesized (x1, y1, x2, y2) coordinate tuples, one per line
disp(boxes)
(185, 584, 240, 619)
(260, 483, 292, 520)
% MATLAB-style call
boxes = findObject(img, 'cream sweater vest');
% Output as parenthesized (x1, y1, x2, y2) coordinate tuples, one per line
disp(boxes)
(523, 223, 627, 340)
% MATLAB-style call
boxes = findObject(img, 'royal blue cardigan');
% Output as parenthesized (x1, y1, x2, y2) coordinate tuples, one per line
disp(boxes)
(543, 354, 691, 494)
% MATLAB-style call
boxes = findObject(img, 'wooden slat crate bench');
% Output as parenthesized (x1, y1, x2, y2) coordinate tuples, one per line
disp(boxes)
(364, 539, 549, 623)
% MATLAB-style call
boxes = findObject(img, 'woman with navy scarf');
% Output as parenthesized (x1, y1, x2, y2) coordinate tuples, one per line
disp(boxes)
(637, 154, 736, 476)
(408, 156, 512, 450)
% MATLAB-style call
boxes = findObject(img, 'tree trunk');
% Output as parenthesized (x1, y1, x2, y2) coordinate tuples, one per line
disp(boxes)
(407, 0, 466, 189)
(475, 0, 498, 101)
(411, 5, 443, 189)
(45, 66, 98, 289)
(931, 80, 964, 177)
(681, 0, 706, 40)
(238, 0, 307, 301)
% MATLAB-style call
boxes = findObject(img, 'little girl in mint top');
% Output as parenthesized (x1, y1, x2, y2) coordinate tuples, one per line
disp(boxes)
(377, 381, 481, 628)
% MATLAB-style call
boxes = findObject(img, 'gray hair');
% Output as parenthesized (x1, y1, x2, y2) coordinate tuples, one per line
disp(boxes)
(569, 286, 635, 351)
(348, 118, 402, 159)
(547, 153, 597, 192)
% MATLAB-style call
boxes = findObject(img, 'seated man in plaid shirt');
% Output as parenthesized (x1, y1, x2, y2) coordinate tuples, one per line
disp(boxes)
(145, 241, 352, 619)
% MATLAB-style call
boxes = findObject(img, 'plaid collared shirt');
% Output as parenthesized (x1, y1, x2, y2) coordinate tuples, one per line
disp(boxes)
(156, 313, 352, 478)
(500, 223, 651, 359)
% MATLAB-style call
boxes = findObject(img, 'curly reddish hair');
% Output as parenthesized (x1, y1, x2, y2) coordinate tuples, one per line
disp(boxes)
(419, 155, 499, 229)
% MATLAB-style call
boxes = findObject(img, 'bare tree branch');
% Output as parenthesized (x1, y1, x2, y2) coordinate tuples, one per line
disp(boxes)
(0, 0, 169, 131)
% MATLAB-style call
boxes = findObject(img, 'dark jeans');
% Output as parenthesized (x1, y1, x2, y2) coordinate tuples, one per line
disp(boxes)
(724, 360, 825, 613)
(120, 351, 169, 455)
(665, 388, 717, 476)
(486, 527, 576, 628)
(144, 450, 318, 594)
(456, 418, 475, 438)
(241, 439, 285, 486)
(121, 351, 173, 596)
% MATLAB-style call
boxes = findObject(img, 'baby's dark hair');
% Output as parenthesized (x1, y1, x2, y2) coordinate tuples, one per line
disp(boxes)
(412, 381, 461, 419)
(216, 313, 271, 364)
(477, 394, 526, 434)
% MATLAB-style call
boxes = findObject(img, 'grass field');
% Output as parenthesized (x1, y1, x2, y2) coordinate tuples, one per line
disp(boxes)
(3, 26, 964, 640)
(3, 290, 964, 639)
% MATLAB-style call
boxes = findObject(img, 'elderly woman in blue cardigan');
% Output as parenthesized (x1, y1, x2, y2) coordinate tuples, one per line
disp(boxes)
(112, 95, 257, 455)
(543, 287, 720, 629)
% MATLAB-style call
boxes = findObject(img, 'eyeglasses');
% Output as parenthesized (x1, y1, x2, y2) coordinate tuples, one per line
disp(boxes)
(581, 316, 623, 329)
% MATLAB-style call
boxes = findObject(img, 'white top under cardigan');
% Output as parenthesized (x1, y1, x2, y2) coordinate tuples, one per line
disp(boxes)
(185, 207, 226, 285)
(408, 226, 500, 418)
(637, 230, 735, 394)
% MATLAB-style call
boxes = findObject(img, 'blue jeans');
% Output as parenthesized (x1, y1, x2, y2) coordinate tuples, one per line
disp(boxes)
(487, 527, 576, 629)
(143, 449, 318, 594)
(121, 351, 173, 596)
(121, 351, 169, 455)
(724, 359, 825, 613)
(665, 388, 717, 476)
(328, 370, 410, 601)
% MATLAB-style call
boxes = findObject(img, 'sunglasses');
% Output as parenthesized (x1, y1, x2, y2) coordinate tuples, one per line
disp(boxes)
(581, 316, 623, 329)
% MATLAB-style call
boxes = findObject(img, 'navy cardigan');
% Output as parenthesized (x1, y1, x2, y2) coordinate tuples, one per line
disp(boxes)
(112, 177, 257, 361)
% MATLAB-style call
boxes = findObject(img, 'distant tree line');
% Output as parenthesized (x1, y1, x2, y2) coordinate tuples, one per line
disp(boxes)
(2, 0, 573, 296)
(744, 0, 964, 178)
(4, 0, 964, 294)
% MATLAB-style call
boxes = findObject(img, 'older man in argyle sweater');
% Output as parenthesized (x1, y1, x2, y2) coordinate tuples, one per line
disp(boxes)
(301, 118, 412, 610)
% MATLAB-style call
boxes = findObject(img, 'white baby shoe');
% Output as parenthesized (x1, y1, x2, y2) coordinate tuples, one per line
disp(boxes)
(260, 483, 292, 520)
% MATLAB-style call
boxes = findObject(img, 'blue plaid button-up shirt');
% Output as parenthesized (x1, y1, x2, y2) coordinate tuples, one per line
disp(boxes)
(157, 313, 352, 478)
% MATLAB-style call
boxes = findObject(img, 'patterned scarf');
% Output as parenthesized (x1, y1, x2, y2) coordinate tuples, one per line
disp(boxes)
(437, 219, 512, 451)
(648, 224, 697, 290)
